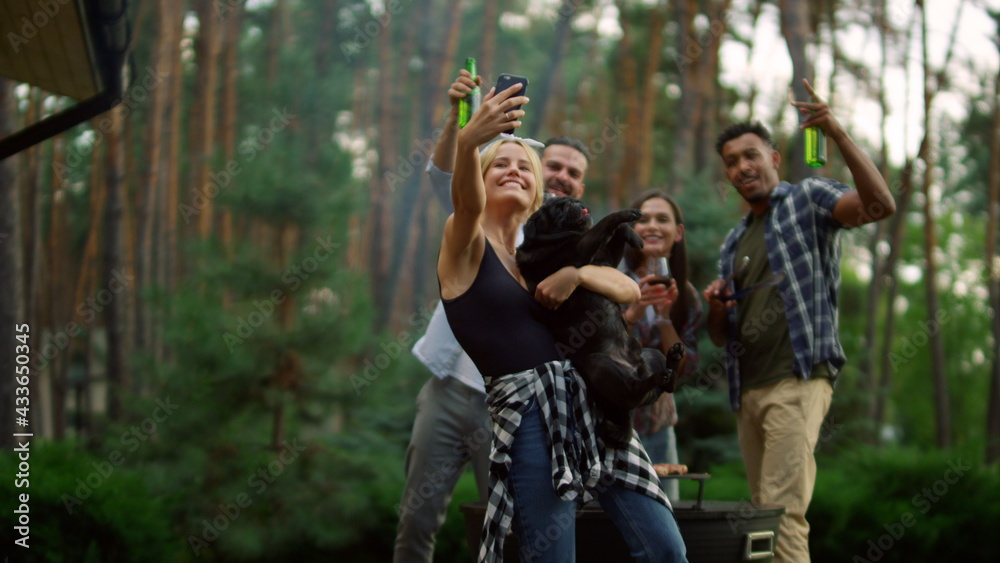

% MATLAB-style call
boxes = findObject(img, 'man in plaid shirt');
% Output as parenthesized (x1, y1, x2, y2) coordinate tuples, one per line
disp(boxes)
(703, 80, 896, 563)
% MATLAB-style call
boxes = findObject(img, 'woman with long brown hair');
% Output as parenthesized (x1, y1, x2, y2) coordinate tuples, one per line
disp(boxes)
(621, 190, 702, 500)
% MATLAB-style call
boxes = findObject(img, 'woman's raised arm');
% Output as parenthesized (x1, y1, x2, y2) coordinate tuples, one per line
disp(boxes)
(440, 83, 529, 261)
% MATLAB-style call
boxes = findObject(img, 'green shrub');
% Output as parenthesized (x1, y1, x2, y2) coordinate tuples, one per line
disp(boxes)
(678, 460, 749, 502)
(810, 447, 1000, 563)
(0, 442, 183, 562)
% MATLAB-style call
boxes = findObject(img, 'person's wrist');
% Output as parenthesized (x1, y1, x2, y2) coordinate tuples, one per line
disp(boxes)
(456, 126, 476, 148)
(827, 125, 849, 145)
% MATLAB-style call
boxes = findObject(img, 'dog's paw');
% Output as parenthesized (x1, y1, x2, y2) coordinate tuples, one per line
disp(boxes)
(659, 367, 677, 393)
(660, 342, 685, 393)
(604, 208, 642, 224)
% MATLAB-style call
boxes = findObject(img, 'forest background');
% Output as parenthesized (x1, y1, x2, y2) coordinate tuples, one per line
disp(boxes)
(0, 0, 999, 561)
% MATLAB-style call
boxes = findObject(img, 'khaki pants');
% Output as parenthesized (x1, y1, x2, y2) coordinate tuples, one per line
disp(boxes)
(737, 377, 833, 563)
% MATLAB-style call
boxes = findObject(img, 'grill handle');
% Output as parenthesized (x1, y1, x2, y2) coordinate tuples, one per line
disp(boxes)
(743, 530, 775, 560)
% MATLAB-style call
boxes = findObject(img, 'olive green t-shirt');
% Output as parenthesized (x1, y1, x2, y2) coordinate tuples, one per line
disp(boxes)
(734, 212, 829, 390)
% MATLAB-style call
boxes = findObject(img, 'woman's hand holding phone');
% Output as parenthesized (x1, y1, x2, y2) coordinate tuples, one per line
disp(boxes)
(457, 79, 529, 147)
(494, 74, 528, 134)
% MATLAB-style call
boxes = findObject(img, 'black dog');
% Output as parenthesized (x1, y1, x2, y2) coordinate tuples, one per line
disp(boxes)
(517, 196, 683, 448)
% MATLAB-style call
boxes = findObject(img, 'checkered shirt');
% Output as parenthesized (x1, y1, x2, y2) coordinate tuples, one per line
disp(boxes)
(478, 360, 669, 562)
(717, 178, 850, 411)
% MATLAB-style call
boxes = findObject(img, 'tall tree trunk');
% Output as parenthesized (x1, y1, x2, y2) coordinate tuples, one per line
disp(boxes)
(984, 38, 1000, 464)
(693, 0, 731, 177)
(123, 116, 139, 396)
(140, 0, 172, 364)
(745, 2, 764, 121)
(670, 0, 729, 193)
(271, 223, 299, 450)
(191, 0, 224, 240)
(412, 175, 435, 311)
(611, 0, 675, 201)
(103, 105, 129, 422)
(918, 0, 949, 448)
(634, 1, 669, 190)
(74, 121, 108, 328)
(369, 0, 406, 329)
(862, 0, 892, 443)
(528, 0, 576, 140)
(219, 0, 244, 260)
(49, 135, 70, 438)
(308, 0, 338, 167)
(670, 0, 698, 194)
(0, 78, 25, 448)
(388, 15, 427, 331)
(872, 4, 919, 442)
(23, 90, 47, 435)
(825, 0, 841, 104)
(611, 0, 640, 209)
(479, 0, 501, 83)
(21, 90, 39, 339)
(779, 0, 813, 182)
(368, 63, 393, 327)
(873, 0, 962, 442)
(164, 0, 185, 296)
(19, 92, 45, 435)
(388, 0, 463, 330)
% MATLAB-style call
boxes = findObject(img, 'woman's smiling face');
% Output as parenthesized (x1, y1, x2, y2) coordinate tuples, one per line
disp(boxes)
(634, 197, 683, 258)
(484, 142, 537, 210)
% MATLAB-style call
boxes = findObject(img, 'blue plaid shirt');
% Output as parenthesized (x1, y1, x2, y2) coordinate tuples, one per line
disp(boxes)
(718, 178, 850, 411)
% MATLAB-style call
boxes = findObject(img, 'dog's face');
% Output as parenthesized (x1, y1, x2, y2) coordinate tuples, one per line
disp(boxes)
(523, 196, 592, 241)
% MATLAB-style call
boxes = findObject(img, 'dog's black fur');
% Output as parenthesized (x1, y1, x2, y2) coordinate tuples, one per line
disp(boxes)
(517, 196, 683, 448)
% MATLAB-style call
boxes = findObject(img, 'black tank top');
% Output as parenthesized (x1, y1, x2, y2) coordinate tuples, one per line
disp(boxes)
(442, 242, 561, 379)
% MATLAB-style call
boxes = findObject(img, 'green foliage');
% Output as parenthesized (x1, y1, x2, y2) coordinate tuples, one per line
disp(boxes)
(673, 169, 746, 288)
(677, 458, 751, 503)
(122, 301, 433, 561)
(675, 370, 741, 472)
(0, 442, 183, 562)
(810, 447, 1000, 562)
(870, 203, 991, 449)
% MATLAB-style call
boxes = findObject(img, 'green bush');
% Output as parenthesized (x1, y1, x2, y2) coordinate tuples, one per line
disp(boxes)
(678, 459, 750, 502)
(0, 442, 183, 562)
(810, 447, 1000, 563)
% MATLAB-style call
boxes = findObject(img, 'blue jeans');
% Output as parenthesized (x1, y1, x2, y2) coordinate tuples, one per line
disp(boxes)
(509, 397, 687, 562)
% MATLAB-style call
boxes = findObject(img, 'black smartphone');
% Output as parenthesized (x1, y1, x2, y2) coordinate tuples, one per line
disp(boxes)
(494, 74, 528, 135)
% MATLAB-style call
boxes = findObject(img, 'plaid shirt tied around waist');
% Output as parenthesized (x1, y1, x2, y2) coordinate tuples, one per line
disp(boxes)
(479, 360, 668, 562)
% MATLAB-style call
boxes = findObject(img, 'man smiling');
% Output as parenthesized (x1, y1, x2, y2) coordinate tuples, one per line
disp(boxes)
(541, 136, 589, 199)
(703, 79, 896, 563)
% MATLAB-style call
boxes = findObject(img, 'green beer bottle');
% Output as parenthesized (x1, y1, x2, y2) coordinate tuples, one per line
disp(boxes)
(458, 57, 480, 128)
(805, 126, 826, 167)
